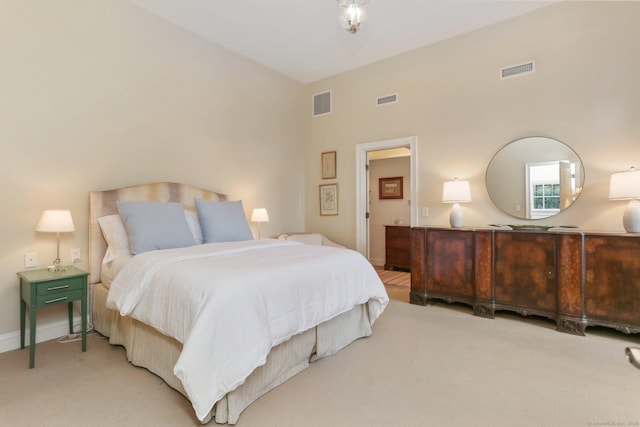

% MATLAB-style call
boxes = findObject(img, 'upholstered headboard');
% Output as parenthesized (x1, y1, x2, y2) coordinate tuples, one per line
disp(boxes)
(88, 182, 227, 284)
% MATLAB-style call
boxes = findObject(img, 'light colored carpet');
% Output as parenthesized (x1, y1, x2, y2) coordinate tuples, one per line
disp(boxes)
(1, 300, 639, 427)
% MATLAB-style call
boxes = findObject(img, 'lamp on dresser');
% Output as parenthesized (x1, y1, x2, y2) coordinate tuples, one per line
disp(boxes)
(35, 209, 75, 271)
(609, 166, 640, 233)
(442, 179, 471, 228)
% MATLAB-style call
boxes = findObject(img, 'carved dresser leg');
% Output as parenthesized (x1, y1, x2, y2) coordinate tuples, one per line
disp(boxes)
(473, 304, 495, 319)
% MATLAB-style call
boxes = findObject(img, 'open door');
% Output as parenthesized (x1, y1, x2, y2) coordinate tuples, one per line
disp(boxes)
(355, 136, 418, 258)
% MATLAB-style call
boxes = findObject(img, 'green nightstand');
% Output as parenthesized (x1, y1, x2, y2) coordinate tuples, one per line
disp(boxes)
(18, 266, 89, 368)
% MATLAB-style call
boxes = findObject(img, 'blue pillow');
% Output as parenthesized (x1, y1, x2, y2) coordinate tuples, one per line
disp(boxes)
(117, 201, 197, 254)
(195, 199, 253, 243)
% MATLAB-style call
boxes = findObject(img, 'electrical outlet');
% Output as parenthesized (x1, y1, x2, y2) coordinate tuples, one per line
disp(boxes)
(71, 248, 81, 263)
(24, 253, 38, 268)
(421, 207, 429, 217)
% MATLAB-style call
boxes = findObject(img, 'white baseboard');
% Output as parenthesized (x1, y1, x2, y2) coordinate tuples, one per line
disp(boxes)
(0, 315, 84, 354)
(370, 257, 385, 268)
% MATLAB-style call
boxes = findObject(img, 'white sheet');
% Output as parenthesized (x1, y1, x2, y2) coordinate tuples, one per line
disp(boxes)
(106, 239, 388, 421)
(100, 254, 133, 289)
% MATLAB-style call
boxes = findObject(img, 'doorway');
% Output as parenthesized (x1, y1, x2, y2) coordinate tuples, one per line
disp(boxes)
(355, 136, 418, 258)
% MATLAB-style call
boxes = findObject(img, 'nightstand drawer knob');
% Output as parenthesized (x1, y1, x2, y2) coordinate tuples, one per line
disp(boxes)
(47, 285, 69, 291)
(45, 296, 67, 304)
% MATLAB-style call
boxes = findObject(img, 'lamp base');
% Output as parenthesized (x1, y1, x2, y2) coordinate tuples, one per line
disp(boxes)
(623, 200, 640, 233)
(449, 203, 464, 228)
(47, 258, 66, 272)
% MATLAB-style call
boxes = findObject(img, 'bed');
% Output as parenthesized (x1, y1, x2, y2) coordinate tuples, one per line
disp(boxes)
(88, 182, 388, 424)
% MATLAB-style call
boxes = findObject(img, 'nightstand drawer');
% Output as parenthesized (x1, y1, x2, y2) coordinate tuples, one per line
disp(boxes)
(37, 288, 84, 306)
(36, 277, 84, 297)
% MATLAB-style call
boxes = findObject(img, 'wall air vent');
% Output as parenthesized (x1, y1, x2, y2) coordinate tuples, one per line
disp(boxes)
(312, 90, 331, 117)
(376, 93, 398, 106)
(500, 60, 536, 80)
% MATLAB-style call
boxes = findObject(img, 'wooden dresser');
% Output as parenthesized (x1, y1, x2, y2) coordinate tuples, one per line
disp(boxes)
(410, 226, 640, 336)
(384, 225, 411, 271)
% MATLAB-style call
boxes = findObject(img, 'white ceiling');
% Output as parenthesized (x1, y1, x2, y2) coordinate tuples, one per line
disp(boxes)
(128, 0, 555, 84)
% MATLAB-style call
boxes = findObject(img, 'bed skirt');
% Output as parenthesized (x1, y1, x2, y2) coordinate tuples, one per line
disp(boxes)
(92, 283, 372, 424)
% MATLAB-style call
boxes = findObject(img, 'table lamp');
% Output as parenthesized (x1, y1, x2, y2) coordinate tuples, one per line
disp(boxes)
(251, 208, 269, 239)
(609, 167, 640, 233)
(442, 179, 471, 228)
(35, 209, 75, 271)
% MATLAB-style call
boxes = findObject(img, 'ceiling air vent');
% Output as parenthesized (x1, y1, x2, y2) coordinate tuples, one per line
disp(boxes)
(376, 93, 398, 106)
(312, 90, 331, 117)
(500, 60, 535, 80)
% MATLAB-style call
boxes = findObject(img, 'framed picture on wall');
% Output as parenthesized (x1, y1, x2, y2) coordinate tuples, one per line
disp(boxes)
(321, 151, 337, 179)
(379, 177, 403, 199)
(319, 183, 338, 215)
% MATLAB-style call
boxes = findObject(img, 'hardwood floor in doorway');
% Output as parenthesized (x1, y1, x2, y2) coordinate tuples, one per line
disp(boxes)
(375, 267, 410, 303)
(376, 268, 410, 288)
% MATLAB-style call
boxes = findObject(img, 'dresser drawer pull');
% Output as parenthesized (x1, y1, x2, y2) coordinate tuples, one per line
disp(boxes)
(45, 296, 68, 304)
(47, 285, 70, 291)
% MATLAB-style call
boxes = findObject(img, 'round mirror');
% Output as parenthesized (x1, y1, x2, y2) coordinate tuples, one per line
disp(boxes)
(485, 136, 584, 220)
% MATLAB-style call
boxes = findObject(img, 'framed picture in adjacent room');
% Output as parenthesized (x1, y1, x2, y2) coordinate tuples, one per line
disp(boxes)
(321, 151, 337, 179)
(379, 176, 403, 199)
(319, 183, 338, 216)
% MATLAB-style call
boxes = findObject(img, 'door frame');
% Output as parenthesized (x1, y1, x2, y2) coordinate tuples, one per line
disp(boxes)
(355, 136, 418, 257)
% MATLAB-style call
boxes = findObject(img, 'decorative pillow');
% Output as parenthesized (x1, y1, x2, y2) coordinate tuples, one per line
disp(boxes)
(97, 214, 132, 263)
(195, 199, 253, 243)
(117, 201, 197, 254)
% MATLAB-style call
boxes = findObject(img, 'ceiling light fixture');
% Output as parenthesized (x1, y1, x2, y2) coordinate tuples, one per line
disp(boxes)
(337, 0, 368, 34)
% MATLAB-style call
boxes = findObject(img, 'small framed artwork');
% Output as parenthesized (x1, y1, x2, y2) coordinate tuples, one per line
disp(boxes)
(321, 151, 337, 179)
(379, 177, 403, 200)
(319, 183, 338, 216)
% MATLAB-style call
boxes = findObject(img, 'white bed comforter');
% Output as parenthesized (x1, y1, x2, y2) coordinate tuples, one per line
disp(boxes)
(106, 239, 388, 421)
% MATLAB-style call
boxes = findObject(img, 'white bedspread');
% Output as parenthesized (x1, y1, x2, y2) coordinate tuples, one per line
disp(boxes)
(106, 239, 388, 421)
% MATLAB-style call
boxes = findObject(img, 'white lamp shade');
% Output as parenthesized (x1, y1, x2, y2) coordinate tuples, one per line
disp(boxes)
(442, 180, 472, 203)
(251, 208, 270, 223)
(35, 210, 75, 233)
(609, 169, 640, 200)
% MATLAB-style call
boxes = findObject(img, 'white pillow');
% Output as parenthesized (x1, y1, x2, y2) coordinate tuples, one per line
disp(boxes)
(97, 215, 131, 263)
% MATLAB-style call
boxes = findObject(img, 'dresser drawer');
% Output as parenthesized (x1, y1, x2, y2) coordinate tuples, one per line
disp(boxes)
(386, 226, 409, 239)
(387, 237, 410, 250)
(387, 247, 410, 261)
(36, 276, 84, 297)
(385, 225, 411, 271)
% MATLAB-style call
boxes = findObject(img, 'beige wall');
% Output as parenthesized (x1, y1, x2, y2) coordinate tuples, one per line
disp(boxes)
(0, 1, 305, 340)
(305, 1, 640, 247)
(3, 1, 640, 347)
